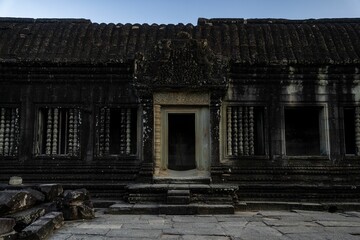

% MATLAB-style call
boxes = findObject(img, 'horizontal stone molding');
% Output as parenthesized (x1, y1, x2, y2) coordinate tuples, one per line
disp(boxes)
(153, 92, 209, 105)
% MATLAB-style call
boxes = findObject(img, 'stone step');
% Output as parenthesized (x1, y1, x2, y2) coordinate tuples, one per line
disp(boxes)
(167, 196, 190, 205)
(106, 203, 234, 215)
(153, 177, 211, 184)
(18, 212, 64, 240)
(125, 183, 238, 205)
(167, 190, 190, 196)
(236, 201, 360, 212)
(6, 203, 55, 232)
(167, 189, 191, 204)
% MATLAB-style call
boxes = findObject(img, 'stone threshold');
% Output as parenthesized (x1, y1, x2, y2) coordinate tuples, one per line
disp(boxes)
(93, 199, 360, 214)
(237, 201, 360, 212)
(105, 203, 234, 215)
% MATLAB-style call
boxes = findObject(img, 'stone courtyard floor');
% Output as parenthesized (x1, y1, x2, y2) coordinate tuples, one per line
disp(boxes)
(49, 209, 360, 240)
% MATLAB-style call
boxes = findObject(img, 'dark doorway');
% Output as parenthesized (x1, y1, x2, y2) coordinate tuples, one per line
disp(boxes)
(168, 113, 196, 170)
(285, 107, 321, 155)
(344, 108, 356, 154)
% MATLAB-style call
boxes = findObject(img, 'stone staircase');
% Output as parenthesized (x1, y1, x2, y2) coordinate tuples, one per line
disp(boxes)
(167, 189, 190, 204)
(105, 181, 238, 215)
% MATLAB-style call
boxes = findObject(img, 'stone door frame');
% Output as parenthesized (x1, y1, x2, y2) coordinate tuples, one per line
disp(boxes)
(153, 92, 210, 177)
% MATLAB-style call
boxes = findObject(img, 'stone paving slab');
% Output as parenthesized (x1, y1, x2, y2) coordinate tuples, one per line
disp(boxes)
(49, 209, 360, 240)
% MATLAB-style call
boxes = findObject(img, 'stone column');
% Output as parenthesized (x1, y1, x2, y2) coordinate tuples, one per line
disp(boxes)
(137, 90, 154, 181)
(19, 85, 34, 163)
(210, 92, 222, 166)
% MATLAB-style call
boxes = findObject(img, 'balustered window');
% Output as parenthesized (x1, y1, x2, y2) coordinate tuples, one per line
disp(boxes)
(284, 107, 327, 156)
(225, 106, 265, 157)
(36, 108, 81, 156)
(344, 107, 359, 155)
(96, 107, 137, 156)
(0, 107, 20, 157)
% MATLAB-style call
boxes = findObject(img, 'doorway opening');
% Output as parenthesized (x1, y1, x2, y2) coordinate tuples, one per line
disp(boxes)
(168, 113, 196, 170)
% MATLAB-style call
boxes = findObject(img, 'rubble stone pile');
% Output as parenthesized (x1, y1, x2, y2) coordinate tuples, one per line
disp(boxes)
(0, 181, 95, 240)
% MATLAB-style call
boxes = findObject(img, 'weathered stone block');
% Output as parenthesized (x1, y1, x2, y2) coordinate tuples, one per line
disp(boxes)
(0, 231, 18, 240)
(159, 205, 197, 215)
(62, 188, 91, 206)
(0, 191, 37, 215)
(19, 212, 63, 240)
(77, 205, 95, 219)
(36, 184, 63, 202)
(8, 176, 22, 186)
(167, 196, 190, 204)
(7, 205, 46, 232)
(58, 189, 94, 220)
(61, 204, 94, 220)
(197, 204, 234, 214)
(0, 218, 15, 235)
(41, 212, 64, 229)
(61, 205, 78, 220)
(24, 189, 45, 203)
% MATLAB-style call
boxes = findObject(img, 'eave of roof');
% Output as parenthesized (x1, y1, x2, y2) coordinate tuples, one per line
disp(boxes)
(0, 17, 359, 65)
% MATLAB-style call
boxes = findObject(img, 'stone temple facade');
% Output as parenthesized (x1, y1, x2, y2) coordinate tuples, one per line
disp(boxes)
(0, 17, 359, 204)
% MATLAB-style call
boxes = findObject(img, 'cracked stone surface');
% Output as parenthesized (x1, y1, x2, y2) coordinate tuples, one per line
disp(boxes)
(49, 210, 360, 239)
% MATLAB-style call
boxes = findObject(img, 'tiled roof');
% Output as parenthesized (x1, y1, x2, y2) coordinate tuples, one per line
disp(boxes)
(0, 17, 359, 65)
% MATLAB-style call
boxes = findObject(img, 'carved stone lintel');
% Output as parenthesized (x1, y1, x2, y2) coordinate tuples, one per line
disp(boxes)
(134, 32, 228, 91)
(153, 92, 209, 105)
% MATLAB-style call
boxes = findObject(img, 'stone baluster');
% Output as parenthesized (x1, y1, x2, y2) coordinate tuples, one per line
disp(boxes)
(13, 108, 19, 155)
(126, 108, 131, 154)
(9, 108, 15, 155)
(104, 108, 110, 155)
(120, 108, 125, 154)
(3, 110, 10, 156)
(99, 108, 105, 156)
(238, 107, 243, 156)
(244, 107, 249, 155)
(233, 107, 238, 156)
(73, 109, 79, 155)
(68, 109, 74, 155)
(355, 107, 360, 156)
(0, 108, 5, 155)
(46, 109, 52, 155)
(249, 106, 255, 155)
(52, 108, 59, 155)
(227, 106, 233, 156)
(154, 105, 161, 170)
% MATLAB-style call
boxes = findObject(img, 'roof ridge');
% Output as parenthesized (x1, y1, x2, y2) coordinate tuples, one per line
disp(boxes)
(199, 17, 360, 25)
(0, 17, 91, 24)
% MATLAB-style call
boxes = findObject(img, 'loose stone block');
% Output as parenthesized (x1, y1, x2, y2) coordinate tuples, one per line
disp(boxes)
(36, 184, 63, 202)
(24, 189, 45, 203)
(59, 189, 95, 220)
(18, 212, 64, 240)
(64, 188, 90, 202)
(7, 205, 47, 232)
(0, 218, 15, 235)
(8, 177, 22, 186)
(0, 190, 37, 215)
(0, 231, 18, 240)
